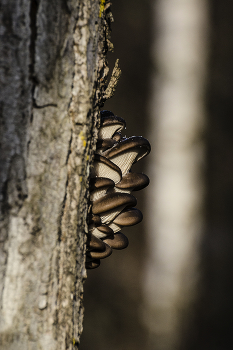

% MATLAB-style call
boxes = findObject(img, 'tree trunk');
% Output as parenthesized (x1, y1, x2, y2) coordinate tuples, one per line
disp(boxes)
(0, 0, 111, 348)
(143, 0, 208, 349)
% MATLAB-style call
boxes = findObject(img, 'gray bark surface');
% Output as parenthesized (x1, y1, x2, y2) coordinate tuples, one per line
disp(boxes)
(0, 0, 112, 349)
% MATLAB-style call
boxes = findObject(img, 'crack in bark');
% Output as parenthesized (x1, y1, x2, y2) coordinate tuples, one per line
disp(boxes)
(29, 0, 39, 124)
(33, 103, 58, 109)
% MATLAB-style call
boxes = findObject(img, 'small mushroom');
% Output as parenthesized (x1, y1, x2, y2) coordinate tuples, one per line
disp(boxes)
(96, 138, 117, 153)
(85, 259, 101, 269)
(91, 154, 122, 184)
(90, 177, 115, 201)
(90, 177, 115, 192)
(115, 172, 150, 192)
(112, 132, 122, 141)
(97, 224, 114, 235)
(92, 192, 137, 215)
(86, 234, 106, 251)
(98, 111, 126, 139)
(113, 208, 143, 226)
(100, 204, 126, 225)
(103, 233, 129, 250)
(103, 136, 151, 175)
(86, 243, 112, 259)
(89, 224, 114, 239)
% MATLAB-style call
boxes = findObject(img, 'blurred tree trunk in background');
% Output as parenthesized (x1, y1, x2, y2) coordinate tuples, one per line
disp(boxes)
(143, 1, 208, 349)
(0, 0, 107, 349)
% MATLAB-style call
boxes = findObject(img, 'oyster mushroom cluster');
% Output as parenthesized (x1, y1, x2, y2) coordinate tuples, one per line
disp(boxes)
(86, 110, 151, 269)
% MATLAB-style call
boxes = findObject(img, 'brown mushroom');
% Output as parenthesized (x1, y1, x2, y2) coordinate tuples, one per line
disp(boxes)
(103, 233, 129, 250)
(96, 138, 117, 153)
(113, 208, 143, 226)
(90, 177, 115, 192)
(91, 154, 122, 184)
(99, 111, 126, 139)
(90, 177, 115, 201)
(85, 259, 101, 269)
(89, 224, 114, 239)
(86, 233, 106, 251)
(87, 111, 151, 269)
(92, 192, 137, 215)
(97, 224, 114, 235)
(86, 243, 112, 259)
(100, 205, 126, 225)
(115, 172, 150, 192)
(102, 136, 151, 175)
(112, 132, 122, 142)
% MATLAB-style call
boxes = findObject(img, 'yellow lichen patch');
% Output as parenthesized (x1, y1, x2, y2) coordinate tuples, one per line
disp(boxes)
(99, 0, 105, 17)
(79, 131, 86, 148)
(86, 155, 89, 161)
(80, 176, 83, 182)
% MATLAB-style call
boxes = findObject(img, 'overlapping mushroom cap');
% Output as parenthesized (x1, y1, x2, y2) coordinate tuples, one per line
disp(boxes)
(86, 111, 151, 269)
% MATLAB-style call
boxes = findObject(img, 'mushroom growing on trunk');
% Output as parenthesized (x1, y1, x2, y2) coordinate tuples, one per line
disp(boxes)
(86, 111, 150, 269)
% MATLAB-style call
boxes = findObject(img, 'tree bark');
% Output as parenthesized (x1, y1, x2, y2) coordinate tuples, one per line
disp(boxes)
(0, 0, 111, 348)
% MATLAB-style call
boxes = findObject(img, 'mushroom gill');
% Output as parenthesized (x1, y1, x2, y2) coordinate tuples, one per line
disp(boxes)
(102, 136, 151, 175)
(86, 111, 150, 269)
(91, 154, 122, 184)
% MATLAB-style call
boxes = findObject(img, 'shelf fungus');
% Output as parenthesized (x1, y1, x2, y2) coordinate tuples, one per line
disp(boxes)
(86, 110, 151, 269)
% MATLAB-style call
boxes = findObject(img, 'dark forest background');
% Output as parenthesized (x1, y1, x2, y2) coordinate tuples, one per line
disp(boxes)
(81, 1, 233, 349)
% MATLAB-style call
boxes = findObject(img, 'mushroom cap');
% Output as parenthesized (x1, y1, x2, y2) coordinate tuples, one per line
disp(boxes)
(99, 111, 126, 139)
(113, 208, 143, 226)
(100, 111, 126, 126)
(89, 224, 114, 239)
(92, 192, 137, 215)
(115, 172, 150, 191)
(103, 136, 151, 175)
(87, 243, 112, 259)
(97, 224, 114, 235)
(85, 259, 100, 269)
(103, 233, 129, 250)
(112, 132, 122, 141)
(96, 138, 117, 152)
(90, 177, 115, 192)
(91, 154, 122, 184)
(86, 233, 106, 251)
(90, 177, 115, 202)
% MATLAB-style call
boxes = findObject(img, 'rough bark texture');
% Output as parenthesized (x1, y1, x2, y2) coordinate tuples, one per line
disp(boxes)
(0, 0, 113, 349)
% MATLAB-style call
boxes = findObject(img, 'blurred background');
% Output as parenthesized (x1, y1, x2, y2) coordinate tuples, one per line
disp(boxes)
(81, 0, 233, 349)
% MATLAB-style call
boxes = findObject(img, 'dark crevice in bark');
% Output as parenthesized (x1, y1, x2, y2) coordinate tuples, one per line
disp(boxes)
(29, 0, 39, 123)
(0, 180, 9, 220)
(33, 103, 58, 109)
(29, 0, 38, 82)
(65, 130, 73, 166)
(57, 174, 69, 244)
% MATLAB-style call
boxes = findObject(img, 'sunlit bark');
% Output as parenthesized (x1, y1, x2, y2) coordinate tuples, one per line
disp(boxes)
(0, 0, 109, 348)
